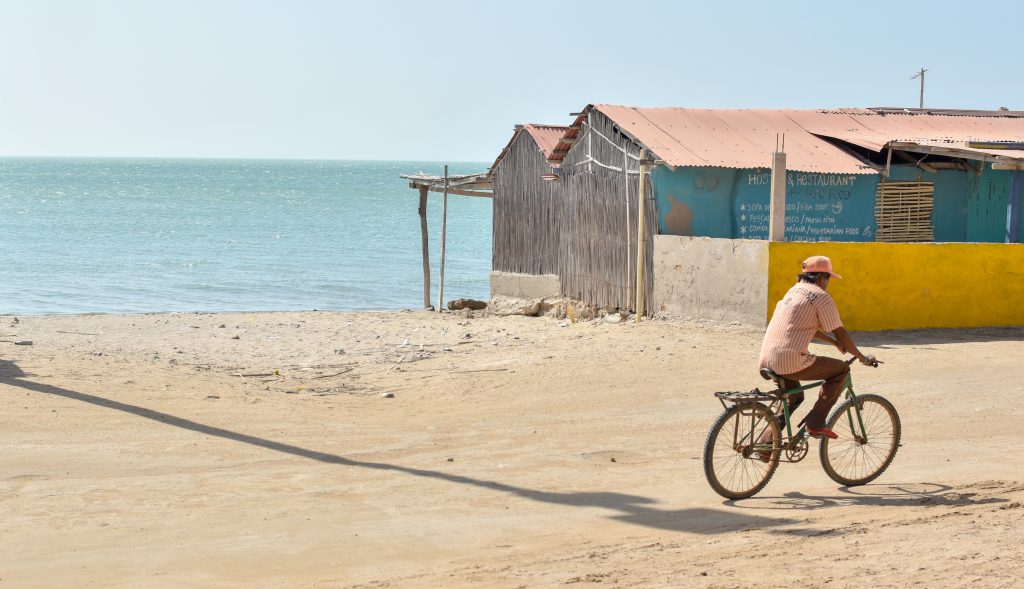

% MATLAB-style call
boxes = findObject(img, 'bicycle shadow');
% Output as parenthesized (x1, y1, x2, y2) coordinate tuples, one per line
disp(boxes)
(725, 482, 1008, 512)
(1, 363, 799, 536)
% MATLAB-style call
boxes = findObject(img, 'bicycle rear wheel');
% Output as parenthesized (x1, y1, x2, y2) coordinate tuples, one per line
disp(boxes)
(703, 402, 780, 499)
(820, 394, 900, 486)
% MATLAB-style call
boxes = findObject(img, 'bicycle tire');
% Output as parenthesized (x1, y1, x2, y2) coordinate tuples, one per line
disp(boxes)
(703, 402, 781, 500)
(820, 394, 900, 486)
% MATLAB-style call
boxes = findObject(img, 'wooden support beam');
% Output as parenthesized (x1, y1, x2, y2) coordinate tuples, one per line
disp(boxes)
(889, 142, 1024, 166)
(992, 161, 1024, 171)
(438, 166, 449, 312)
(418, 185, 432, 310)
(424, 187, 491, 198)
(893, 151, 939, 174)
(635, 149, 648, 321)
(441, 189, 492, 198)
(927, 162, 970, 171)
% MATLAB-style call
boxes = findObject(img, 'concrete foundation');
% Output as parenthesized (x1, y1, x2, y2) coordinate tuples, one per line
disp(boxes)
(653, 236, 770, 327)
(490, 271, 561, 301)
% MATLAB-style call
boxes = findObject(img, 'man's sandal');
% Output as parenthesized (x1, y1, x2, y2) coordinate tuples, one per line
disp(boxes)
(806, 426, 838, 440)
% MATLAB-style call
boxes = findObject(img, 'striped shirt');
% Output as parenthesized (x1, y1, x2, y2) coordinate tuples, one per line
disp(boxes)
(758, 282, 843, 375)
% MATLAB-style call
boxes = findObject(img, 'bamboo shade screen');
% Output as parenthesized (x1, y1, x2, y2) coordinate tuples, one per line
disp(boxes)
(874, 181, 935, 242)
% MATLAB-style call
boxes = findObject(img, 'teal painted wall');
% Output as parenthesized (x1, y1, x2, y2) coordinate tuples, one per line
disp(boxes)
(887, 166, 967, 242)
(651, 167, 737, 237)
(653, 166, 877, 242)
(733, 170, 876, 241)
(653, 164, 1012, 243)
(967, 164, 1010, 242)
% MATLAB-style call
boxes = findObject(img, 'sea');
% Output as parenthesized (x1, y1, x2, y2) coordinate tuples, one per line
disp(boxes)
(0, 158, 493, 315)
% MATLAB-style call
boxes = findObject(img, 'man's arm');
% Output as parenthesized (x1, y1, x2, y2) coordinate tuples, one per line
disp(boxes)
(832, 327, 877, 365)
(814, 330, 845, 352)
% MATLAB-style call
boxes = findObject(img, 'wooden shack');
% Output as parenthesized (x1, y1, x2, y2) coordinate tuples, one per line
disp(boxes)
(489, 120, 657, 313)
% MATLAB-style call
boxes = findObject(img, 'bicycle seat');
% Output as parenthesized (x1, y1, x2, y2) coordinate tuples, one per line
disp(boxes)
(759, 367, 784, 387)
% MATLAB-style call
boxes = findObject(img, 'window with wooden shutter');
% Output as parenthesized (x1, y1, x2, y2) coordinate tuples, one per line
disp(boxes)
(874, 181, 935, 242)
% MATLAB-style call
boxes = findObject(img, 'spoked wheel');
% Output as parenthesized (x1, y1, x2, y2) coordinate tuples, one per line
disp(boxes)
(703, 402, 780, 499)
(820, 394, 901, 486)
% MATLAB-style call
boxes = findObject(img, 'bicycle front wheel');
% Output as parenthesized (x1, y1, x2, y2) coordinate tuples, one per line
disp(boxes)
(820, 394, 900, 486)
(703, 402, 780, 500)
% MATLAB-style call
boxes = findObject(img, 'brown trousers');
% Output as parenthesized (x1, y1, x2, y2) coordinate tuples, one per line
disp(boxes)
(779, 356, 850, 430)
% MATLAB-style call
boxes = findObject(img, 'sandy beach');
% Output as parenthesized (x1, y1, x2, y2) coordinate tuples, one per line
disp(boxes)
(1, 309, 1022, 588)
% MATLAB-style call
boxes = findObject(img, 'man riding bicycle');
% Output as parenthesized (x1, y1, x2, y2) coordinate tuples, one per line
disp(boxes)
(758, 256, 878, 440)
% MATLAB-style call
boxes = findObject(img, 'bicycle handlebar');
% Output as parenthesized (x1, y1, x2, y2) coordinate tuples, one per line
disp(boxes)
(846, 356, 882, 368)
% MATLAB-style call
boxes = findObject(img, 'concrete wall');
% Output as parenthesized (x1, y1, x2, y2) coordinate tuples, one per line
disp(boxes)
(651, 238, 1024, 331)
(490, 271, 560, 300)
(766, 242, 1024, 330)
(653, 236, 769, 325)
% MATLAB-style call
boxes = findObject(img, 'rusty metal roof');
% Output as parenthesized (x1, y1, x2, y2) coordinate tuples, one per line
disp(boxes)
(523, 124, 568, 159)
(548, 105, 1024, 174)
(489, 124, 569, 177)
(796, 108, 1024, 153)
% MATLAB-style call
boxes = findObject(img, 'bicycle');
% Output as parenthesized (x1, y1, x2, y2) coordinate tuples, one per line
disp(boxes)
(703, 357, 901, 500)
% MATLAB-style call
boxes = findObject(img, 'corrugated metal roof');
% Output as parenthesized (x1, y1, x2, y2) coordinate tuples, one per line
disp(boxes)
(888, 140, 1024, 163)
(795, 108, 1024, 153)
(522, 124, 568, 159)
(595, 105, 874, 174)
(547, 105, 1024, 174)
(489, 124, 569, 177)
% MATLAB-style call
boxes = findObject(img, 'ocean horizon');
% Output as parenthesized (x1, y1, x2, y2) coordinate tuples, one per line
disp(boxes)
(0, 157, 493, 315)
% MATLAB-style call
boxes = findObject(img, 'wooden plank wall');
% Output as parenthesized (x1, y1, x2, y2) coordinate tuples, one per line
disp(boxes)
(492, 130, 562, 275)
(559, 112, 657, 313)
(492, 112, 657, 314)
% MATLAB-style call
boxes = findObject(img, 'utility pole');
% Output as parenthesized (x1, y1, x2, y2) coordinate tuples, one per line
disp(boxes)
(911, 68, 928, 109)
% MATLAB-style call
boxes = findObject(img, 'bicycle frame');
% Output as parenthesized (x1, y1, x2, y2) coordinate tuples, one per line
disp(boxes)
(768, 371, 868, 446)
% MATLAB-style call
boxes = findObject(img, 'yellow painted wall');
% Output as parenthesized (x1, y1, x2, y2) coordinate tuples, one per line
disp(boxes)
(766, 242, 1024, 331)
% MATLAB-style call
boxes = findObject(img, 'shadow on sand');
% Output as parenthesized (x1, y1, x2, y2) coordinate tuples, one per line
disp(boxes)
(2, 359, 799, 535)
(851, 325, 1024, 348)
(726, 482, 1007, 512)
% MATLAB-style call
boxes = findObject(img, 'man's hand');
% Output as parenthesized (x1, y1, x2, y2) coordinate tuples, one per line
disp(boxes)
(860, 354, 879, 367)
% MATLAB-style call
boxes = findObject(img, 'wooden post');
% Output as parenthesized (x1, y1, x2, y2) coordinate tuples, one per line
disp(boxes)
(437, 165, 449, 312)
(624, 151, 632, 305)
(418, 185, 431, 310)
(769, 151, 787, 242)
(912, 67, 927, 109)
(635, 149, 648, 322)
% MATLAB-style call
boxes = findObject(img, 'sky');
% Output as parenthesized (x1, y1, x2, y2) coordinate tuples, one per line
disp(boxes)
(1, 0, 1021, 163)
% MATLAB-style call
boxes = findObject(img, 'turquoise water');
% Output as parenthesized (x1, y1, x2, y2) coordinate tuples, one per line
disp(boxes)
(0, 158, 492, 315)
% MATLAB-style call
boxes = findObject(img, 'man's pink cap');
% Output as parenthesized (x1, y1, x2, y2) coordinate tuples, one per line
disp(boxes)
(802, 255, 842, 279)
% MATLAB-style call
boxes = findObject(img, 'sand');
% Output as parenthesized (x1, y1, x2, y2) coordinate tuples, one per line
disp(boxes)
(1, 310, 1022, 588)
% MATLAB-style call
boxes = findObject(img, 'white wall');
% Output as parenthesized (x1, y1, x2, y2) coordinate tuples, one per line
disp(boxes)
(652, 236, 769, 327)
(489, 271, 561, 300)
